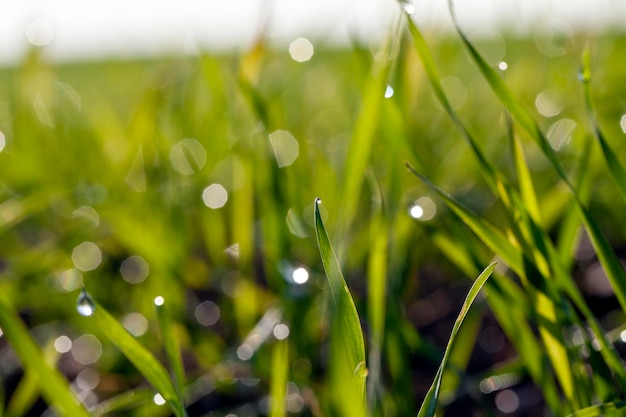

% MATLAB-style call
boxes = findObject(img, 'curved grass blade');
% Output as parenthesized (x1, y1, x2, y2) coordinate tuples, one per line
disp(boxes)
(446, 0, 626, 317)
(445, 1, 569, 187)
(314, 198, 366, 416)
(89, 296, 187, 417)
(5, 368, 38, 417)
(567, 400, 626, 417)
(417, 262, 496, 417)
(406, 164, 581, 406)
(405, 164, 522, 273)
(155, 298, 186, 395)
(0, 294, 91, 417)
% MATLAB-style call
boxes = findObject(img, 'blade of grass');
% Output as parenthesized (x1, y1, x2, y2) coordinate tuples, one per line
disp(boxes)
(404, 17, 497, 192)
(366, 200, 388, 413)
(270, 340, 289, 417)
(566, 400, 626, 417)
(338, 12, 402, 243)
(405, 164, 522, 273)
(87, 295, 187, 417)
(406, 164, 579, 407)
(507, 112, 542, 226)
(90, 388, 154, 417)
(314, 198, 366, 417)
(155, 298, 186, 395)
(417, 262, 496, 417)
(445, 0, 626, 315)
(5, 370, 38, 417)
(580, 46, 626, 204)
(0, 294, 91, 417)
(432, 231, 562, 411)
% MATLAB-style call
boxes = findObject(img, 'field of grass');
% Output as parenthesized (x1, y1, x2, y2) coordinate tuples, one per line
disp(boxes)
(2, 6, 626, 417)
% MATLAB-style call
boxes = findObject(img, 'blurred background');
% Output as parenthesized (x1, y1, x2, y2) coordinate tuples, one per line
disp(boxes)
(2, 0, 626, 64)
(1, 1, 626, 417)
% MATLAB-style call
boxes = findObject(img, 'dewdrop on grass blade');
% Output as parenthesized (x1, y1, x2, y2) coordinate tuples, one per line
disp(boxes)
(400, 0, 416, 15)
(76, 288, 96, 317)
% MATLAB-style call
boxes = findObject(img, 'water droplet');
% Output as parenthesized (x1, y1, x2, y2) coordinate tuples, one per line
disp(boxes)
(153, 393, 166, 406)
(384, 85, 394, 99)
(154, 296, 165, 306)
(401, 0, 415, 15)
(577, 66, 590, 84)
(498, 61, 508, 71)
(354, 361, 369, 378)
(315, 198, 322, 206)
(76, 289, 96, 317)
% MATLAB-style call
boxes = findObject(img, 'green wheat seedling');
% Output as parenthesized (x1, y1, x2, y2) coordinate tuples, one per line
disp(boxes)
(314, 198, 496, 417)
(404, 0, 626, 415)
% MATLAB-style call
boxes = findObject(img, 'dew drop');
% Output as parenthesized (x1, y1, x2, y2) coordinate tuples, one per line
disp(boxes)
(401, 0, 416, 15)
(577, 66, 590, 84)
(76, 289, 96, 317)
(153, 393, 166, 406)
(315, 198, 322, 205)
(384, 85, 394, 99)
(498, 61, 508, 71)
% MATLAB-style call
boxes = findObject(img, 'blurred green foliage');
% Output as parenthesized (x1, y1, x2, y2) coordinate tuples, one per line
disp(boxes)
(1, 13, 626, 416)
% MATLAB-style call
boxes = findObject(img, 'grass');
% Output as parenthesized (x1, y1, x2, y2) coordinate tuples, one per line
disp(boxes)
(1, 2, 626, 416)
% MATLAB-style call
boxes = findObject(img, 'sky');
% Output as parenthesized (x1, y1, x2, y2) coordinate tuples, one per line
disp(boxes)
(0, 0, 624, 64)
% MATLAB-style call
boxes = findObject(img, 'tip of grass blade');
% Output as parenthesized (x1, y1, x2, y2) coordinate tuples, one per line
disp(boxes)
(579, 45, 592, 84)
(417, 262, 496, 417)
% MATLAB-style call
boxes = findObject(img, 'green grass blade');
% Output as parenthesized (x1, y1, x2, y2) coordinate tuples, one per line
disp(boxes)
(507, 113, 542, 226)
(313, 198, 366, 415)
(405, 17, 497, 191)
(5, 370, 38, 417)
(445, 1, 570, 187)
(417, 262, 496, 417)
(432, 232, 562, 411)
(580, 46, 626, 204)
(270, 340, 289, 417)
(155, 298, 186, 395)
(0, 294, 91, 417)
(446, 1, 626, 316)
(407, 164, 581, 405)
(566, 401, 626, 417)
(337, 20, 400, 244)
(366, 205, 388, 412)
(89, 296, 187, 417)
(405, 164, 522, 272)
(90, 388, 154, 417)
